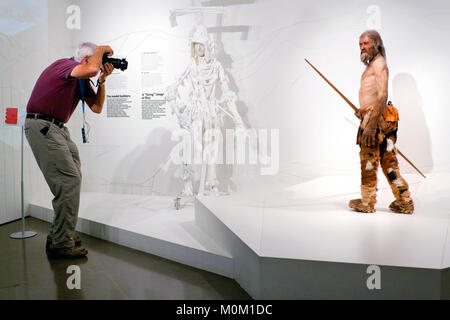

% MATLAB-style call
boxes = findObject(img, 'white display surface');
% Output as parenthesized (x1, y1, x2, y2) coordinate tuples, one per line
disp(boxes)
(198, 173, 450, 269)
(31, 192, 230, 257)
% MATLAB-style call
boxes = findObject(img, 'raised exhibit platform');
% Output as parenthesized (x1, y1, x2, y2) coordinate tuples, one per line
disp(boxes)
(196, 173, 450, 299)
(28, 173, 450, 299)
(29, 193, 233, 278)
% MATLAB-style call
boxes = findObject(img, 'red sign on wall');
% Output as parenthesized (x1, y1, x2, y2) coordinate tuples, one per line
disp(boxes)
(5, 108, 18, 125)
(4, 107, 26, 127)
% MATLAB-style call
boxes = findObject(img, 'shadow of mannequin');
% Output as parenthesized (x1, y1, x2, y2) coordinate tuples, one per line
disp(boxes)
(392, 73, 433, 174)
(211, 15, 252, 194)
(110, 127, 181, 196)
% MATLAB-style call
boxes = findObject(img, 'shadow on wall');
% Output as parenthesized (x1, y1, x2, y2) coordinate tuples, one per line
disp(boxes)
(110, 127, 183, 196)
(211, 16, 253, 193)
(392, 73, 433, 174)
(212, 16, 251, 129)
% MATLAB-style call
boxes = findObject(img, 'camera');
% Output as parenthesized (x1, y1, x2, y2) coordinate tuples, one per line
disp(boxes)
(102, 54, 128, 71)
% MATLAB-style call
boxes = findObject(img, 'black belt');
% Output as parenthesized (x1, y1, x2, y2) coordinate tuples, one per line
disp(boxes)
(26, 113, 65, 128)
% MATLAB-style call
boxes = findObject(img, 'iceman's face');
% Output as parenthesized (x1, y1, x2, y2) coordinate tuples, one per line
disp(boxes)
(359, 36, 377, 66)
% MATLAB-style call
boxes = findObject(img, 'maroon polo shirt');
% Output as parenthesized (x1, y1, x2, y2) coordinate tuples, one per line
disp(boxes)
(26, 58, 96, 123)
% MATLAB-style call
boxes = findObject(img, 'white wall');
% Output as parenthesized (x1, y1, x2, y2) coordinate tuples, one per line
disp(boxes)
(69, 0, 187, 196)
(67, 0, 450, 196)
(0, 0, 49, 224)
(26, 0, 75, 208)
(5, 0, 450, 213)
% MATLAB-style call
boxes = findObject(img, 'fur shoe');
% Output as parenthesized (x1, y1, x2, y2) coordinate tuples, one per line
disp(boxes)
(389, 200, 414, 214)
(349, 199, 376, 213)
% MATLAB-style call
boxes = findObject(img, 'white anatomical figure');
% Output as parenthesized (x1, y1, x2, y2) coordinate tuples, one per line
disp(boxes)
(166, 24, 244, 198)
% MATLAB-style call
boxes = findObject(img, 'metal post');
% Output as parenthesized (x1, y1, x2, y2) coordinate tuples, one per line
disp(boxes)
(10, 125, 37, 239)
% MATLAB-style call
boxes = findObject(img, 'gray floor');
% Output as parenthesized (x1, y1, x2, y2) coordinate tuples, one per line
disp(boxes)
(0, 217, 251, 300)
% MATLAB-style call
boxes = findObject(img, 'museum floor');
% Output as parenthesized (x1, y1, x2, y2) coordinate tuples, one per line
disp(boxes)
(0, 217, 251, 300)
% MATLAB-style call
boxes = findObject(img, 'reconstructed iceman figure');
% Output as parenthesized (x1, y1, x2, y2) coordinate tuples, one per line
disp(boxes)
(166, 24, 244, 196)
(349, 30, 414, 214)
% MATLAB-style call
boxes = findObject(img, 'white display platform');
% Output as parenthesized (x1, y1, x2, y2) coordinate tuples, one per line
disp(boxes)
(29, 193, 233, 278)
(195, 173, 450, 299)
(28, 173, 450, 299)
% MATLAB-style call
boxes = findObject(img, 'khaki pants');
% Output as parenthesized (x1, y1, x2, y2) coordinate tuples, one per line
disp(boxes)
(358, 122, 412, 207)
(25, 118, 81, 248)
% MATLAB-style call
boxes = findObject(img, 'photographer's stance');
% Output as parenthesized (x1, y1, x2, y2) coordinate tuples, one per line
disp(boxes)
(25, 43, 114, 258)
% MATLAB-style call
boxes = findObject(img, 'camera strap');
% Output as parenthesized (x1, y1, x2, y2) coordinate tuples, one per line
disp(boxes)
(78, 79, 90, 143)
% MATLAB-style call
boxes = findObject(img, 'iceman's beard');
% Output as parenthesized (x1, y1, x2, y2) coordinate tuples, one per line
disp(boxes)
(360, 46, 379, 66)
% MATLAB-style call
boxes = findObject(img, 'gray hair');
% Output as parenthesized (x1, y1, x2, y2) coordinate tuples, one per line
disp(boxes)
(360, 30, 386, 59)
(74, 42, 97, 62)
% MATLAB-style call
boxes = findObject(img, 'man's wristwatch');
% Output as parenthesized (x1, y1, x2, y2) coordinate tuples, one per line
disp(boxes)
(97, 79, 106, 86)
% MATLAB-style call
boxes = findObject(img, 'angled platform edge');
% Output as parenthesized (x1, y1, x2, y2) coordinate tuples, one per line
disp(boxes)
(195, 198, 450, 300)
(28, 203, 234, 279)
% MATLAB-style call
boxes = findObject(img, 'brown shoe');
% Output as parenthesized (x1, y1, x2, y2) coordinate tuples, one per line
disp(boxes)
(47, 244, 88, 259)
(349, 199, 376, 213)
(46, 235, 81, 250)
(389, 200, 414, 214)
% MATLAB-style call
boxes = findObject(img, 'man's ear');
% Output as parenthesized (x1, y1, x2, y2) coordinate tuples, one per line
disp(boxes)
(81, 56, 89, 64)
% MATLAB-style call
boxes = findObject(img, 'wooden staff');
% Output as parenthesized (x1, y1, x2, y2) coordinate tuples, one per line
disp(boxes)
(305, 58, 426, 179)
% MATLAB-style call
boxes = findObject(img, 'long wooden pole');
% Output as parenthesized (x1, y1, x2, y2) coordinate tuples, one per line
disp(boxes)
(305, 58, 426, 179)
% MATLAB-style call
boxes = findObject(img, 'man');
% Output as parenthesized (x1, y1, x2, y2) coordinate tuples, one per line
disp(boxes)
(25, 42, 114, 257)
(349, 30, 414, 214)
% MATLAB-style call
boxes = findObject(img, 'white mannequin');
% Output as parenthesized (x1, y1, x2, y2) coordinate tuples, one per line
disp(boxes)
(166, 24, 244, 204)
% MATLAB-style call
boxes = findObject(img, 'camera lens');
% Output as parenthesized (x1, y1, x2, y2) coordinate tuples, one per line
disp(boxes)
(102, 54, 128, 71)
(118, 59, 128, 71)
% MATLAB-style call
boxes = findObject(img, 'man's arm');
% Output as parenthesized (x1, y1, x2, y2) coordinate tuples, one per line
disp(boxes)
(361, 57, 388, 147)
(85, 62, 114, 114)
(70, 45, 114, 79)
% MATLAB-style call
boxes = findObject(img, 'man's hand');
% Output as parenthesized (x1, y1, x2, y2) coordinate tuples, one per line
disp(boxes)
(97, 45, 114, 57)
(361, 125, 377, 147)
(99, 62, 114, 83)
